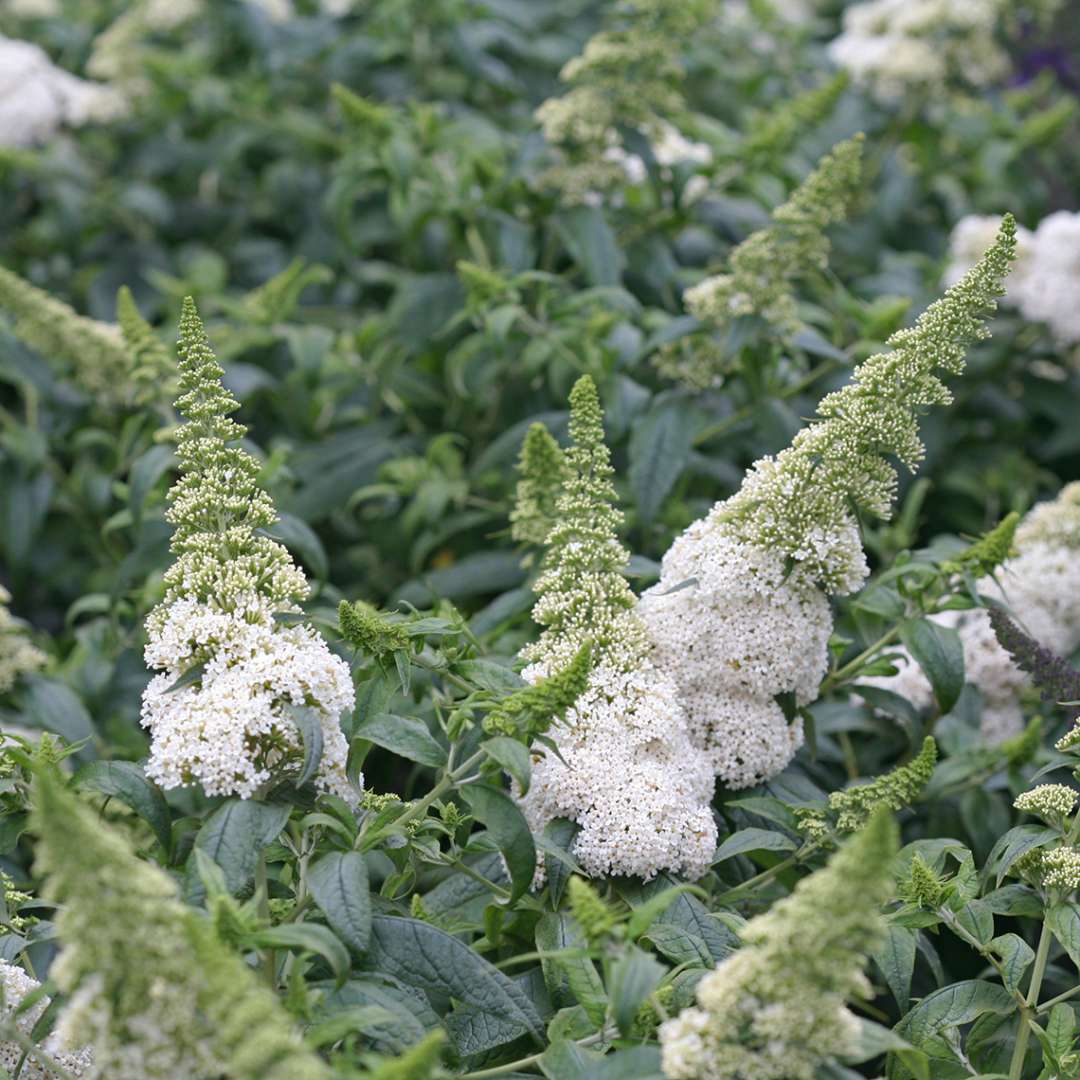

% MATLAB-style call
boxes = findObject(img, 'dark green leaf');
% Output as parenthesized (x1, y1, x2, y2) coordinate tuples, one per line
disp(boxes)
(462, 784, 536, 905)
(899, 619, 964, 714)
(713, 828, 797, 864)
(354, 713, 446, 767)
(609, 945, 664, 1036)
(75, 761, 171, 852)
(307, 851, 371, 955)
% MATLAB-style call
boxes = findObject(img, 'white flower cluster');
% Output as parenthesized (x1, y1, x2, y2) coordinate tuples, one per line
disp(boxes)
(945, 212, 1080, 347)
(640, 520, 837, 789)
(521, 650, 717, 881)
(517, 377, 716, 881)
(0, 36, 125, 149)
(142, 596, 355, 799)
(0, 961, 93, 1079)
(0, 585, 45, 694)
(864, 484, 1080, 743)
(827, 0, 1008, 103)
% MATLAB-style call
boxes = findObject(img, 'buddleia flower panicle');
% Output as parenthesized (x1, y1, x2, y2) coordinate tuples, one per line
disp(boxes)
(0, 958, 93, 1078)
(483, 644, 590, 737)
(871, 482, 1080, 745)
(660, 811, 897, 1080)
(0, 266, 143, 408)
(1014, 846, 1080, 893)
(31, 774, 333, 1080)
(567, 875, 618, 943)
(0, 585, 45, 694)
(139, 299, 356, 801)
(900, 852, 949, 910)
(534, 0, 717, 201)
(509, 422, 568, 549)
(338, 599, 410, 658)
(1015, 784, 1079, 826)
(518, 376, 715, 881)
(801, 736, 937, 839)
(681, 135, 864, 342)
(741, 72, 848, 161)
(643, 218, 1015, 787)
(242, 258, 331, 325)
(942, 511, 1020, 577)
(116, 285, 177, 406)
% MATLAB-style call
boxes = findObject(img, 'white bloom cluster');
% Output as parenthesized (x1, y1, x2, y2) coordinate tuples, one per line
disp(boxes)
(0, 585, 45, 694)
(517, 377, 716, 881)
(640, 520, 836, 789)
(864, 484, 1080, 743)
(0, 960, 93, 1079)
(945, 211, 1080, 347)
(141, 597, 355, 799)
(5, 0, 61, 16)
(0, 36, 125, 149)
(826, 0, 1008, 103)
(521, 651, 717, 880)
(88, 0, 203, 93)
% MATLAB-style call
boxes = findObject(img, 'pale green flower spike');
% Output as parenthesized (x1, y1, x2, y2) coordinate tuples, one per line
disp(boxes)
(901, 852, 949, 909)
(522, 375, 648, 673)
(0, 266, 142, 408)
(158, 296, 306, 616)
(31, 773, 332, 1080)
(828, 735, 938, 833)
(0, 585, 45, 695)
(742, 72, 849, 161)
(718, 213, 1017, 593)
(510, 422, 569, 548)
(682, 135, 865, 340)
(660, 811, 898, 1080)
(242, 258, 331, 326)
(116, 285, 177, 406)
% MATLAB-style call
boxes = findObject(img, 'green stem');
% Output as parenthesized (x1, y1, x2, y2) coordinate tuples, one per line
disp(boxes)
(358, 749, 485, 851)
(255, 851, 276, 987)
(820, 625, 901, 696)
(715, 842, 821, 904)
(1036, 982, 1080, 1015)
(1008, 919, 1054, 1080)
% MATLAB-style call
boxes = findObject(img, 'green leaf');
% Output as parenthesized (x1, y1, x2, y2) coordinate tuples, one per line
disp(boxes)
(353, 712, 447, 768)
(540, 1043, 663, 1079)
(986, 825, 1059, 887)
(609, 945, 664, 1037)
(74, 761, 171, 853)
(367, 916, 544, 1037)
(895, 980, 1016, 1059)
(265, 511, 329, 580)
(23, 677, 94, 745)
(307, 851, 371, 955)
(454, 659, 526, 692)
(188, 799, 291, 898)
(712, 827, 797, 864)
(872, 925, 916, 1013)
(541, 818, 581, 908)
(1046, 902, 1080, 969)
(461, 784, 536, 905)
(1044, 1002, 1076, 1062)
(987, 933, 1034, 994)
(628, 403, 696, 523)
(285, 704, 324, 789)
(482, 736, 532, 794)
(245, 923, 349, 985)
(955, 900, 994, 946)
(128, 444, 175, 520)
(626, 883, 705, 941)
(535, 913, 606, 1026)
(553, 206, 625, 286)
(899, 619, 965, 714)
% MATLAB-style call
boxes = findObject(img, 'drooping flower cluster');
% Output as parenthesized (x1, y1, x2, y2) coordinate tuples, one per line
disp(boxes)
(0, 35, 124, 149)
(659, 811, 897, 1079)
(867, 483, 1080, 743)
(945, 211, 1080, 348)
(534, 0, 717, 202)
(516, 376, 716, 880)
(642, 218, 1016, 787)
(140, 299, 356, 800)
(682, 136, 864, 338)
(32, 773, 333, 1080)
(0, 960, 93, 1079)
(0, 585, 45, 694)
(0, 268, 173, 408)
(826, 0, 1010, 104)
(798, 736, 937, 840)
